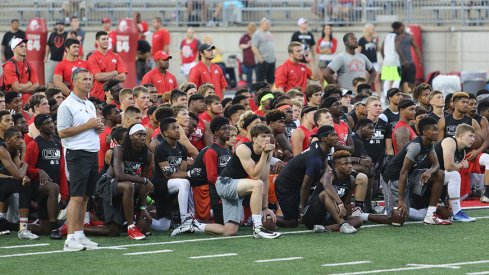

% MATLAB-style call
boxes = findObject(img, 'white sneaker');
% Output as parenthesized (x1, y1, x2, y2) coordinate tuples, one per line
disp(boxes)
(351, 206, 364, 217)
(252, 226, 281, 239)
(481, 195, 489, 203)
(312, 225, 332, 233)
(339, 222, 357, 234)
(18, 229, 39, 240)
(63, 236, 86, 252)
(77, 236, 99, 250)
(170, 216, 194, 236)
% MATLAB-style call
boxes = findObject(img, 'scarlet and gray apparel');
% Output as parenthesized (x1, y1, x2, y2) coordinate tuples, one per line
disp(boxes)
(443, 114, 472, 138)
(220, 142, 260, 179)
(24, 135, 69, 200)
(434, 137, 466, 171)
(47, 32, 67, 61)
(275, 141, 327, 220)
(383, 136, 433, 182)
(364, 117, 392, 164)
(152, 139, 187, 219)
(190, 144, 232, 186)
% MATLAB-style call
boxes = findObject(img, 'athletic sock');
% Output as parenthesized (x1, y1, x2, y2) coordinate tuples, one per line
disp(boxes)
(0, 212, 6, 219)
(84, 212, 90, 224)
(252, 214, 262, 228)
(426, 206, 437, 217)
(355, 201, 364, 209)
(19, 218, 28, 231)
(128, 224, 135, 230)
(74, 230, 84, 238)
(360, 213, 369, 222)
(451, 199, 461, 214)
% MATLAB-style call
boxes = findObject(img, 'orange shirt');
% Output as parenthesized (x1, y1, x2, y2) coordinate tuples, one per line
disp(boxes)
(274, 59, 311, 92)
(3, 58, 39, 105)
(151, 28, 171, 56)
(54, 58, 88, 90)
(188, 61, 227, 99)
(141, 68, 177, 95)
(87, 50, 127, 101)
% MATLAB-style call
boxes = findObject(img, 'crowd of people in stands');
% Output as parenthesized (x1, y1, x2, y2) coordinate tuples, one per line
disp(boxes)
(0, 15, 488, 252)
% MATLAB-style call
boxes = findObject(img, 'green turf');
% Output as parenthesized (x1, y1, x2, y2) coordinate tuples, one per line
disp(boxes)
(2, 209, 489, 275)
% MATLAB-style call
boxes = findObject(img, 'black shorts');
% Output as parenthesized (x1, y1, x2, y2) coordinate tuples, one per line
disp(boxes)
(301, 192, 335, 230)
(0, 178, 30, 209)
(29, 181, 49, 220)
(277, 190, 300, 221)
(66, 149, 98, 197)
(401, 63, 416, 84)
(96, 173, 123, 225)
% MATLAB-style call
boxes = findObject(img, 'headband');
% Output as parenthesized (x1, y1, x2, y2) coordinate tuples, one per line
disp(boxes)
(243, 114, 260, 130)
(129, 124, 146, 135)
(260, 93, 274, 104)
(277, 104, 291, 111)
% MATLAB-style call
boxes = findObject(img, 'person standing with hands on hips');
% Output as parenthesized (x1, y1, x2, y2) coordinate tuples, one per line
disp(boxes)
(57, 68, 104, 251)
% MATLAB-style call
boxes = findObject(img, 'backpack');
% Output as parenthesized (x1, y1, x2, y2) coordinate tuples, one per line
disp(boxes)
(0, 58, 31, 91)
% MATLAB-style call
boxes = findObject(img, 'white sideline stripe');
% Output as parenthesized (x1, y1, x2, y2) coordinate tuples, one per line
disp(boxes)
(255, 257, 303, 263)
(467, 271, 489, 275)
(322, 261, 371, 267)
(0, 243, 50, 249)
(124, 249, 173, 256)
(189, 253, 237, 259)
(2, 215, 489, 258)
(463, 206, 489, 210)
(406, 264, 460, 269)
(329, 260, 489, 275)
(0, 250, 64, 258)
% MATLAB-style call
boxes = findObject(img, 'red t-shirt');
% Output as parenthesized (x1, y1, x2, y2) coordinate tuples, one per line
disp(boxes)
(274, 59, 311, 93)
(151, 28, 171, 56)
(54, 58, 88, 91)
(87, 50, 128, 101)
(98, 126, 112, 171)
(95, 31, 116, 50)
(392, 120, 417, 154)
(180, 38, 200, 64)
(3, 58, 39, 105)
(189, 118, 206, 151)
(141, 68, 177, 95)
(188, 62, 227, 99)
(333, 121, 350, 147)
(199, 112, 213, 124)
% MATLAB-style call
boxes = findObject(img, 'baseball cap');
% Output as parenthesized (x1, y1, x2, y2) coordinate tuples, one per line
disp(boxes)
(311, 125, 336, 138)
(341, 89, 353, 97)
(398, 99, 416, 110)
(198, 43, 216, 52)
(55, 19, 65, 25)
(387, 88, 401, 99)
(9, 38, 28, 51)
(102, 17, 112, 24)
(297, 18, 308, 26)
(154, 51, 172, 61)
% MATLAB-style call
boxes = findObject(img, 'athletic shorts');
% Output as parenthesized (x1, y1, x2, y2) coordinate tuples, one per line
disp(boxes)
(215, 177, 241, 224)
(96, 173, 123, 225)
(0, 178, 30, 209)
(301, 192, 334, 230)
(400, 63, 416, 84)
(276, 188, 300, 221)
(181, 62, 197, 76)
(66, 149, 99, 197)
(388, 168, 428, 215)
(381, 65, 401, 81)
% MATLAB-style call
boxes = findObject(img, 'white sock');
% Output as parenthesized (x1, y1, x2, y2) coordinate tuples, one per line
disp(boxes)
(84, 212, 90, 224)
(426, 206, 437, 217)
(128, 224, 135, 229)
(360, 213, 369, 222)
(193, 220, 206, 233)
(408, 208, 427, 220)
(451, 199, 461, 214)
(252, 214, 262, 227)
(151, 218, 171, 231)
(74, 230, 84, 238)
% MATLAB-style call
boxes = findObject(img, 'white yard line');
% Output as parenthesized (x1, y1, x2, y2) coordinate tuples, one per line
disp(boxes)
(322, 261, 372, 267)
(406, 264, 460, 269)
(467, 271, 489, 275)
(255, 257, 303, 263)
(0, 243, 50, 249)
(0, 250, 65, 258)
(189, 253, 238, 259)
(124, 249, 173, 256)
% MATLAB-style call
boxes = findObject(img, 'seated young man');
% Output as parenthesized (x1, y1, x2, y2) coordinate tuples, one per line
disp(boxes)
(266, 110, 292, 162)
(171, 124, 281, 239)
(24, 115, 68, 239)
(301, 150, 361, 234)
(275, 125, 338, 228)
(382, 117, 449, 225)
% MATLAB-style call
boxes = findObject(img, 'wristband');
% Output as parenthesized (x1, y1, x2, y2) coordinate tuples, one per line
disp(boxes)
(337, 203, 344, 207)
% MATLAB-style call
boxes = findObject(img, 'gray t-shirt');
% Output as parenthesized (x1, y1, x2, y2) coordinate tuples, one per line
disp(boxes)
(327, 52, 373, 90)
(252, 30, 275, 63)
(399, 33, 413, 64)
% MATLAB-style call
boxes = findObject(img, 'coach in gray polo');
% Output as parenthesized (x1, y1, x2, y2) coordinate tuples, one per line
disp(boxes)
(57, 68, 104, 251)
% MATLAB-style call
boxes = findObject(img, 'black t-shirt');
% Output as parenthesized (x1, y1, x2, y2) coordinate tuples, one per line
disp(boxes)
(427, 111, 449, 123)
(291, 31, 316, 51)
(364, 117, 392, 164)
(152, 139, 187, 183)
(284, 121, 297, 140)
(191, 143, 232, 186)
(351, 134, 368, 158)
(33, 135, 62, 183)
(434, 137, 466, 171)
(1, 30, 26, 60)
(220, 142, 260, 179)
(444, 114, 472, 138)
(358, 36, 378, 63)
(383, 136, 433, 181)
(275, 141, 326, 193)
(313, 170, 353, 201)
(110, 145, 149, 176)
(381, 108, 399, 128)
(48, 31, 67, 61)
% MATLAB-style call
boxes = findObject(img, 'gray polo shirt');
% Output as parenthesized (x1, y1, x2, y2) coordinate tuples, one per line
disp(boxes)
(57, 92, 100, 152)
(252, 30, 276, 63)
(327, 52, 373, 91)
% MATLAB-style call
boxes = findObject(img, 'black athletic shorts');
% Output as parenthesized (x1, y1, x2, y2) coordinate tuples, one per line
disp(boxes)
(401, 63, 416, 84)
(66, 149, 98, 197)
(96, 173, 123, 225)
(301, 192, 335, 230)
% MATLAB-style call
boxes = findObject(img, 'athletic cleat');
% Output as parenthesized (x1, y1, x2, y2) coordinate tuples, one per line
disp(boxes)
(480, 195, 489, 203)
(351, 206, 364, 217)
(18, 229, 39, 240)
(50, 228, 62, 240)
(169, 216, 194, 236)
(339, 222, 357, 234)
(127, 226, 146, 240)
(63, 236, 85, 252)
(312, 225, 332, 233)
(77, 236, 99, 249)
(252, 226, 281, 239)
(452, 210, 476, 222)
(423, 213, 452, 225)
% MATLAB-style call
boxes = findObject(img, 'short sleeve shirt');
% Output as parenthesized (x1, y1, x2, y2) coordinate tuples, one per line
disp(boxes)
(54, 59, 88, 90)
(87, 50, 128, 101)
(141, 68, 178, 95)
(327, 52, 373, 90)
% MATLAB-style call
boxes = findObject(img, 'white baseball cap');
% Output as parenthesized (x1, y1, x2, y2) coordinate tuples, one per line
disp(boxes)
(10, 38, 28, 51)
(297, 18, 308, 26)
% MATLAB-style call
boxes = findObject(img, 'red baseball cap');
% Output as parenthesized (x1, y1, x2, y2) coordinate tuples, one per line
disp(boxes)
(102, 18, 111, 23)
(154, 51, 172, 61)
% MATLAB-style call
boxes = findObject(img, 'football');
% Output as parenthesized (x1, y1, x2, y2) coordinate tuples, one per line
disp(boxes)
(436, 205, 453, 220)
(390, 207, 406, 227)
(262, 215, 277, 231)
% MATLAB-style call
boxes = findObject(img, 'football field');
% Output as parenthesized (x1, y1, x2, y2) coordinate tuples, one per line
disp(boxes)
(1, 208, 489, 275)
